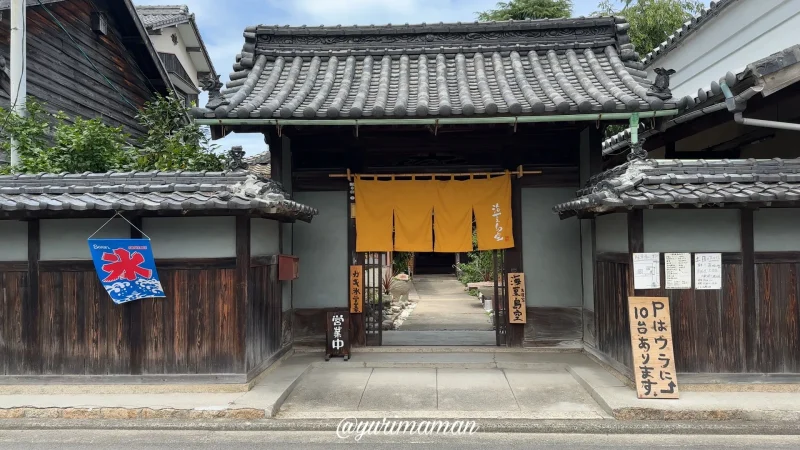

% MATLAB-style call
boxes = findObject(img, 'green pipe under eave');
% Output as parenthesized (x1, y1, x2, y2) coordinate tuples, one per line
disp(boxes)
(194, 110, 679, 127)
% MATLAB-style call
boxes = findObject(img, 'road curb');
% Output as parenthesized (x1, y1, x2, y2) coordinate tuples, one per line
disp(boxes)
(1, 418, 800, 434)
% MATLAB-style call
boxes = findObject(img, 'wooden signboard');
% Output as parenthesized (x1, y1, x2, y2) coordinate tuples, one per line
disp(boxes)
(628, 297, 679, 399)
(326, 311, 351, 361)
(349, 265, 363, 313)
(507, 272, 527, 324)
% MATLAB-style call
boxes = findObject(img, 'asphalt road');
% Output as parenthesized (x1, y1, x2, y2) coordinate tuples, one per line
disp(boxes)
(0, 430, 799, 449)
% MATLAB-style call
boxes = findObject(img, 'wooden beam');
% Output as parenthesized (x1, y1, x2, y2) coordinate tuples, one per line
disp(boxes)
(506, 176, 525, 347)
(235, 216, 250, 372)
(128, 216, 143, 375)
(627, 210, 644, 296)
(664, 141, 676, 159)
(740, 209, 757, 371)
(23, 220, 40, 373)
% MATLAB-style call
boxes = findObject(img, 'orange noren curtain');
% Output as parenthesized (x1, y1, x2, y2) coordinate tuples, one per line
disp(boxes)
(433, 180, 474, 253)
(354, 177, 395, 252)
(393, 180, 434, 252)
(472, 174, 514, 250)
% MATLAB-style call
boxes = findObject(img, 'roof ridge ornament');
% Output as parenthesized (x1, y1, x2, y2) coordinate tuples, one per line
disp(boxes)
(648, 67, 676, 100)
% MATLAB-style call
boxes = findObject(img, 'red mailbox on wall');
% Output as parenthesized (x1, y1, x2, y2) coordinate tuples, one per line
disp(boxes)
(278, 255, 299, 281)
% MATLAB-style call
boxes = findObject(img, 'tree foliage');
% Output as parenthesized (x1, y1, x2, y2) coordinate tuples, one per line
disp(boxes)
(0, 93, 225, 174)
(133, 94, 225, 172)
(595, 0, 704, 56)
(478, 0, 573, 21)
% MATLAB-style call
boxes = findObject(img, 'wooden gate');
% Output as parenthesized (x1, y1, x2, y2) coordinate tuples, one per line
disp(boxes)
(493, 250, 508, 346)
(363, 252, 385, 346)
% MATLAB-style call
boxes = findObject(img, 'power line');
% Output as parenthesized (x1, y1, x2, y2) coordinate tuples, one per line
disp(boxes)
(37, 0, 138, 110)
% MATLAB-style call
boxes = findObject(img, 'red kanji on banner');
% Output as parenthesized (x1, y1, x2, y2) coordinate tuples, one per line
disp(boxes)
(100, 249, 153, 282)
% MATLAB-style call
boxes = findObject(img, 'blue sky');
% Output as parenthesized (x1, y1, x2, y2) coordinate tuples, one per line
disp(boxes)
(132, 0, 670, 154)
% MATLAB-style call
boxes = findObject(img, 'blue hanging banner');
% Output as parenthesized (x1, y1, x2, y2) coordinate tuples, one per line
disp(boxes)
(88, 239, 166, 304)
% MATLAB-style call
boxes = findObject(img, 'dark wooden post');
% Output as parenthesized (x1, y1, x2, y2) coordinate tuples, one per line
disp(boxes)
(235, 215, 250, 372)
(23, 219, 40, 373)
(505, 176, 525, 347)
(627, 209, 644, 296)
(664, 141, 677, 159)
(740, 209, 756, 371)
(348, 190, 366, 347)
(128, 216, 144, 374)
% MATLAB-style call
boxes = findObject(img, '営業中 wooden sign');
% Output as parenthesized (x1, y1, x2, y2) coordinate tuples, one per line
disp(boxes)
(628, 297, 679, 399)
(349, 265, 363, 313)
(325, 311, 350, 361)
(507, 272, 527, 324)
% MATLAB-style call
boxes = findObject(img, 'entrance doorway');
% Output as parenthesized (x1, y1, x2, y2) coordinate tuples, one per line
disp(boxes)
(413, 252, 456, 275)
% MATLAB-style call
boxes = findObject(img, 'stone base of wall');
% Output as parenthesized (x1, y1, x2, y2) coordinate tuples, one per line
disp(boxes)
(523, 307, 583, 346)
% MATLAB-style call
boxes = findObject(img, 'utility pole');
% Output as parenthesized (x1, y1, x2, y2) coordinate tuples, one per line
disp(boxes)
(9, 0, 26, 167)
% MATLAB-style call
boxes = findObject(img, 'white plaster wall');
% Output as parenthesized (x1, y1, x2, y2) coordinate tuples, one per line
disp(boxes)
(143, 217, 235, 259)
(292, 191, 347, 309)
(40, 218, 129, 260)
(643, 210, 740, 252)
(596, 213, 628, 252)
(0, 220, 28, 261)
(251, 218, 280, 256)
(646, 0, 800, 99)
(754, 209, 800, 251)
(149, 27, 199, 86)
(521, 188, 582, 307)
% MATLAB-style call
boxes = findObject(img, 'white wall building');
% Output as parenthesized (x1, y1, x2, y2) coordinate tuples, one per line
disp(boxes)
(137, 5, 217, 106)
(642, 0, 800, 99)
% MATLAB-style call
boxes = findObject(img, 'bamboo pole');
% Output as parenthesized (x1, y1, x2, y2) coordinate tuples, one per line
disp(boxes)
(329, 166, 542, 180)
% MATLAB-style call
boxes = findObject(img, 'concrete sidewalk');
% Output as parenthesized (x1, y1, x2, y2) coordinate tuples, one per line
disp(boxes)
(1, 350, 800, 421)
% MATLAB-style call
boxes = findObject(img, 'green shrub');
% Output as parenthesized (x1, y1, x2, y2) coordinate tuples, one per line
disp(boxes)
(1, 93, 225, 175)
(455, 232, 497, 285)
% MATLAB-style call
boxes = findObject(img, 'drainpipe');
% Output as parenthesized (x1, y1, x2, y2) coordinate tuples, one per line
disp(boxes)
(721, 83, 800, 131)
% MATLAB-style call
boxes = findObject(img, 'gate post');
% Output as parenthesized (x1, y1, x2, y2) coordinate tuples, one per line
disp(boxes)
(504, 176, 525, 347)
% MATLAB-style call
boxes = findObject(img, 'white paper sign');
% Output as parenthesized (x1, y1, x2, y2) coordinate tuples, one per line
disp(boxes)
(633, 253, 660, 290)
(665, 253, 692, 289)
(695, 253, 722, 290)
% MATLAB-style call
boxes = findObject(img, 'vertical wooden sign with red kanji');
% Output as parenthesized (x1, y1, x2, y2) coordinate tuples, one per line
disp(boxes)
(349, 265, 363, 314)
(628, 297, 679, 399)
(507, 272, 527, 324)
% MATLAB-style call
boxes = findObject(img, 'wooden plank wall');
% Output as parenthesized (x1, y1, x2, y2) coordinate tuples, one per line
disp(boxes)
(0, 0, 154, 137)
(595, 252, 800, 374)
(594, 257, 632, 370)
(0, 261, 243, 376)
(246, 262, 283, 375)
(755, 261, 800, 373)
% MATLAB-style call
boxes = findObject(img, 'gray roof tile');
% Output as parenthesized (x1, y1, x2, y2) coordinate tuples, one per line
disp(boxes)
(0, 171, 317, 221)
(194, 17, 675, 120)
(554, 158, 800, 216)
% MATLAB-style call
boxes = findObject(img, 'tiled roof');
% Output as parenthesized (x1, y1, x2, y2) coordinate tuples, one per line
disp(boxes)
(641, 0, 740, 66)
(603, 44, 800, 155)
(0, 171, 316, 221)
(136, 5, 192, 30)
(553, 158, 800, 217)
(244, 151, 271, 178)
(193, 18, 679, 120)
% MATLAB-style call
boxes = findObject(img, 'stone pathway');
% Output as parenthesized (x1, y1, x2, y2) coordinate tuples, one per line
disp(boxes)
(397, 274, 493, 332)
(278, 353, 611, 419)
